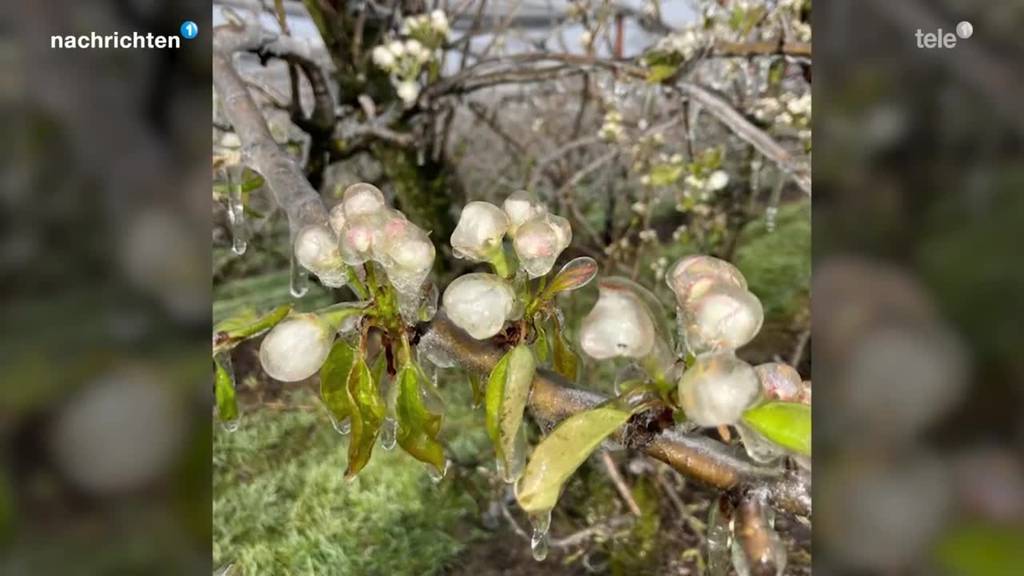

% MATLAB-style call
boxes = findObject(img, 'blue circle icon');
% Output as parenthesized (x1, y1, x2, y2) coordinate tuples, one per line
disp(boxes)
(180, 20, 198, 40)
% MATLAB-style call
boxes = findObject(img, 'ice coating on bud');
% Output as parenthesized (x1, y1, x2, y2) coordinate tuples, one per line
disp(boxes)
(580, 281, 656, 360)
(294, 224, 347, 287)
(754, 362, 803, 402)
(450, 201, 509, 261)
(338, 212, 380, 265)
(502, 190, 547, 235)
(678, 352, 759, 427)
(513, 214, 572, 278)
(667, 255, 747, 306)
(259, 313, 334, 382)
(442, 273, 516, 339)
(375, 219, 436, 295)
(680, 282, 763, 354)
(341, 183, 386, 218)
(328, 202, 347, 235)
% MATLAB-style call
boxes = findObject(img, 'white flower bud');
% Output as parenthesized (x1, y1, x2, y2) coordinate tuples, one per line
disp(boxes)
(372, 45, 396, 70)
(678, 351, 759, 427)
(387, 40, 405, 56)
(295, 224, 345, 286)
(442, 273, 516, 339)
(342, 183, 386, 218)
(430, 10, 449, 34)
(374, 218, 436, 295)
(502, 190, 547, 235)
(451, 201, 509, 261)
(397, 80, 420, 105)
(754, 362, 803, 402)
(513, 213, 572, 278)
(580, 281, 656, 360)
(328, 202, 347, 235)
(707, 170, 730, 191)
(680, 282, 764, 354)
(666, 254, 747, 306)
(259, 314, 334, 382)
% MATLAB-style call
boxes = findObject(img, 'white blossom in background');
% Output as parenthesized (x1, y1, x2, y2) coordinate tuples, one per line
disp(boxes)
(373, 217, 436, 295)
(502, 190, 547, 235)
(371, 45, 396, 70)
(259, 314, 335, 382)
(678, 351, 760, 427)
(681, 282, 764, 353)
(580, 281, 656, 360)
(450, 201, 510, 261)
(754, 362, 803, 402)
(396, 81, 420, 106)
(513, 213, 572, 278)
(294, 224, 347, 287)
(599, 109, 624, 142)
(707, 170, 730, 191)
(442, 273, 516, 339)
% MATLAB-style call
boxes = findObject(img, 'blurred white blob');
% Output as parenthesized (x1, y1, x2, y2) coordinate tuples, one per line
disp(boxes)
(667, 254, 747, 307)
(754, 362, 803, 402)
(258, 313, 334, 382)
(954, 447, 1024, 523)
(374, 218, 435, 295)
(502, 190, 547, 235)
(680, 282, 764, 354)
(328, 201, 347, 235)
(341, 182, 386, 218)
(48, 368, 184, 495)
(294, 224, 346, 287)
(840, 324, 967, 441)
(823, 454, 952, 572)
(512, 213, 572, 278)
(442, 273, 516, 339)
(678, 352, 760, 427)
(450, 201, 509, 261)
(706, 170, 730, 191)
(579, 281, 657, 360)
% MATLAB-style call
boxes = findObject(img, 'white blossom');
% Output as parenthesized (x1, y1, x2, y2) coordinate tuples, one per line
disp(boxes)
(450, 201, 510, 261)
(387, 40, 405, 56)
(513, 213, 572, 278)
(372, 45, 396, 70)
(707, 170, 730, 191)
(442, 273, 516, 339)
(294, 224, 346, 286)
(397, 80, 420, 105)
(667, 254, 747, 305)
(259, 314, 334, 382)
(374, 218, 435, 295)
(755, 362, 804, 402)
(680, 282, 764, 354)
(342, 182, 386, 218)
(678, 351, 760, 426)
(430, 10, 449, 34)
(502, 190, 547, 235)
(580, 281, 656, 359)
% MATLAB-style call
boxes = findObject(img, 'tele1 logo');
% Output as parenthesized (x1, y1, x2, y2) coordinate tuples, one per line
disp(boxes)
(916, 21, 972, 48)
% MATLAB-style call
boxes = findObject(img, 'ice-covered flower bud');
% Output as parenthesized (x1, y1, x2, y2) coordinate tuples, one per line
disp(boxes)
(328, 202, 347, 235)
(707, 170, 730, 191)
(295, 224, 346, 286)
(374, 218, 436, 294)
(450, 201, 509, 261)
(342, 183, 386, 218)
(667, 254, 747, 306)
(502, 190, 547, 235)
(371, 45, 396, 70)
(442, 273, 516, 339)
(754, 362, 803, 402)
(513, 214, 572, 278)
(678, 351, 760, 427)
(259, 313, 334, 382)
(580, 281, 656, 360)
(680, 282, 764, 353)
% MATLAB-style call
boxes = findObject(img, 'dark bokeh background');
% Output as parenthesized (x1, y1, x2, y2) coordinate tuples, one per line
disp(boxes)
(0, 1, 212, 572)
(814, 0, 1024, 574)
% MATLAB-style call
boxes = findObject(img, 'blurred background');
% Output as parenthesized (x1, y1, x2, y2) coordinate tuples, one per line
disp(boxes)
(813, 0, 1024, 574)
(0, 0, 212, 573)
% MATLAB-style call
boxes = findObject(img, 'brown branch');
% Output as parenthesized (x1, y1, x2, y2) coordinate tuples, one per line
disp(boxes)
(713, 39, 811, 59)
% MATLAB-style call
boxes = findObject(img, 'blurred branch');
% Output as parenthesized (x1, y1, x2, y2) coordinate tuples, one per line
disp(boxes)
(713, 39, 811, 58)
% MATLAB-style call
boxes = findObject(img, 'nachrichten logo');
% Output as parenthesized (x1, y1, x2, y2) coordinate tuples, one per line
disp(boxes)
(50, 20, 198, 50)
(915, 21, 973, 49)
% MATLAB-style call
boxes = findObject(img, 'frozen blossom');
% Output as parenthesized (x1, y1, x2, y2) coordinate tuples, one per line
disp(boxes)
(579, 281, 656, 360)
(259, 314, 335, 382)
(341, 183, 386, 218)
(450, 201, 510, 261)
(502, 190, 547, 235)
(442, 273, 517, 339)
(754, 362, 803, 402)
(294, 224, 347, 287)
(373, 217, 436, 295)
(513, 213, 572, 278)
(678, 351, 760, 427)
(680, 282, 764, 354)
(707, 170, 730, 191)
(667, 255, 747, 306)
(397, 81, 420, 106)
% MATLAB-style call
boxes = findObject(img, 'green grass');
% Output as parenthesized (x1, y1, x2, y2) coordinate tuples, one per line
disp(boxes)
(213, 388, 483, 576)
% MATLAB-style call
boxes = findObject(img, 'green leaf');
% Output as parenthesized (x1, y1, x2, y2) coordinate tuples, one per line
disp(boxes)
(935, 522, 1024, 576)
(543, 257, 599, 297)
(213, 304, 291, 354)
(533, 321, 550, 363)
(742, 401, 811, 456)
(319, 341, 357, 426)
(467, 371, 484, 407)
(395, 363, 446, 473)
(213, 355, 239, 424)
(515, 405, 631, 514)
(646, 64, 678, 84)
(551, 319, 579, 383)
(345, 355, 385, 478)
(649, 163, 684, 187)
(485, 345, 536, 477)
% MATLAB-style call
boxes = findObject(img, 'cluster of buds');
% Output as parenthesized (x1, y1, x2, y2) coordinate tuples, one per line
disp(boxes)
(683, 168, 730, 200)
(599, 109, 625, 142)
(646, 26, 704, 63)
(400, 9, 449, 42)
(329, 183, 435, 297)
(753, 92, 811, 130)
(371, 10, 448, 107)
(443, 191, 571, 339)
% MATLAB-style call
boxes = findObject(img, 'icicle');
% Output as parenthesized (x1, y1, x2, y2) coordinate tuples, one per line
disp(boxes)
(706, 495, 733, 576)
(226, 165, 250, 255)
(528, 510, 552, 561)
(427, 459, 450, 483)
(289, 244, 309, 298)
(380, 417, 397, 450)
(328, 414, 351, 436)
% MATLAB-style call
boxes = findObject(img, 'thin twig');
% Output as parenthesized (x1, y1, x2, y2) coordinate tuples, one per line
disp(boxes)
(601, 451, 643, 517)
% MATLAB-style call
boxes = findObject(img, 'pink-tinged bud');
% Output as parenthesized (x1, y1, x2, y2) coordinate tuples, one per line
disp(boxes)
(680, 281, 764, 354)
(450, 201, 510, 261)
(513, 214, 572, 278)
(294, 224, 346, 287)
(667, 255, 747, 307)
(375, 221, 436, 295)
(754, 362, 803, 402)
(442, 273, 516, 339)
(580, 281, 656, 359)
(259, 314, 334, 382)
(502, 190, 547, 235)
(678, 351, 759, 427)
(341, 182, 386, 218)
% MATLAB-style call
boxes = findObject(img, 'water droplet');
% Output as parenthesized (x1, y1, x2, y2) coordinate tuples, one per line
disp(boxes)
(226, 166, 250, 255)
(329, 414, 351, 435)
(380, 417, 397, 450)
(736, 423, 784, 464)
(706, 495, 733, 576)
(427, 459, 450, 483)
(222, 418, 241, 432)
(289, 247, 309, 298)
(765, 205, 778, 233)
(528, 510, 552, 561)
